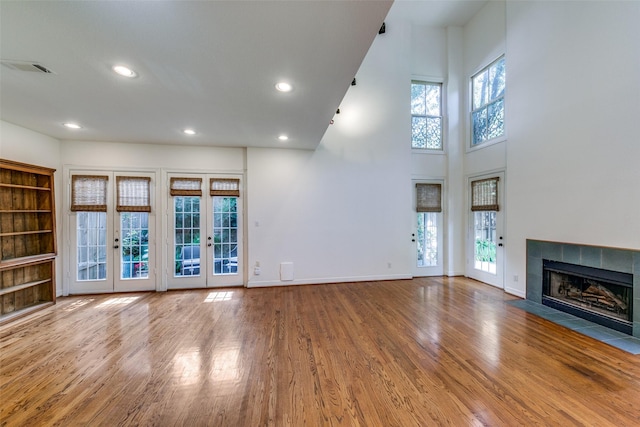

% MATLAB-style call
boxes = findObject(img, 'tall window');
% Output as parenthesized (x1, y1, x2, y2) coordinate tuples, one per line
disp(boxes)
(411, 81, 442, 150)
(471, 56, 505, 146)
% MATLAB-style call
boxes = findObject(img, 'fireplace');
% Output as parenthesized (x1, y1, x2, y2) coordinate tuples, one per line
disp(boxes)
(542, 260, 633, 335)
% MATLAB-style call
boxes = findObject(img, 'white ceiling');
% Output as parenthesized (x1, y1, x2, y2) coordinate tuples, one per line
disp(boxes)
(0, 1, 486, 150)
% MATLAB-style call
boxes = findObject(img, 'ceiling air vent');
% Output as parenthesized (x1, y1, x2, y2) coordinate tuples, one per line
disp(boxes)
(1, 60, 54, 73)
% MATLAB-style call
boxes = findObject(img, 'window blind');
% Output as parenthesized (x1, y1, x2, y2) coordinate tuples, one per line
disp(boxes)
(116, 176, 151, 212)
(471, 177, 499, 211)
(210, 178, 240, 197)
(416, 183, 442, 212)
(71, 175, 108, 212)
(170, 177, 202, 196)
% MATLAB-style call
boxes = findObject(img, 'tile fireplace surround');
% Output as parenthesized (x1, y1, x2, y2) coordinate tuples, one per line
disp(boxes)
(526, 240, 640, 339)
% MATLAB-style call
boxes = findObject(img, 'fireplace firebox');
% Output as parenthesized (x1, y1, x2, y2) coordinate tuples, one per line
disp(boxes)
(542, 260, 633, 335)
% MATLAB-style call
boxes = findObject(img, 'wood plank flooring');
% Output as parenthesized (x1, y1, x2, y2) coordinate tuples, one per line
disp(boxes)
(2, 277, 640, 426)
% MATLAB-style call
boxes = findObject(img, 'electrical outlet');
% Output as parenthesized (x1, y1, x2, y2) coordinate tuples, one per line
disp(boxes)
(513, 275, 519, 282)
(254, 267, 261, 276)
(387, 262, 392, 269)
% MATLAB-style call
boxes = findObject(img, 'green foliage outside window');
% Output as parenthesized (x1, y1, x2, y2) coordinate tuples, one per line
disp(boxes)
(475, 239, 496, 263)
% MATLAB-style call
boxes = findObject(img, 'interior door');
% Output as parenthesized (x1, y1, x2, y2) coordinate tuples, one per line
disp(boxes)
(412, 180, 444, 277)
(68, 171, 156, 294)
(168, 174, 243, 289)
(467, 172, 504, 288)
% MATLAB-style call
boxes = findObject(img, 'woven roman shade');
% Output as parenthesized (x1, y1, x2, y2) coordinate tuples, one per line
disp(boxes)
(471, 177, 499, 211)
(170, 177, 202, 196)
(416, 183, 442, 212)
(210, 178, 240, 197)
(71, 175, 108, 212)
(116, 176, 151, 212)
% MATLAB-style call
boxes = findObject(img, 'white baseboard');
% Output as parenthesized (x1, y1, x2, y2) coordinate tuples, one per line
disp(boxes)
(247, 273, 413, 288)
(445, 270, 465, 277)
(504, 286, 526, 298)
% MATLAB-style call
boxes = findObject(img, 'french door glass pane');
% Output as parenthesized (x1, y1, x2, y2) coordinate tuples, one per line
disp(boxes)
(120, 212, 149, 279)
(417, 212, 438, 267)
(213, 197, 238, 275)
(474, 211, 497, 274)
(77, 212, 107, 281)
(174, 196, 201, 277)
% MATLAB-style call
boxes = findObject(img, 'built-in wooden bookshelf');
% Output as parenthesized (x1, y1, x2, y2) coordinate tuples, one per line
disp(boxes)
(0, 159, 57, 324)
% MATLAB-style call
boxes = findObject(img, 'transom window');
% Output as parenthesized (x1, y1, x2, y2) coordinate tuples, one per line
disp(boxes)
(471, 56, 505, 147)
(411, 81, 442, 150)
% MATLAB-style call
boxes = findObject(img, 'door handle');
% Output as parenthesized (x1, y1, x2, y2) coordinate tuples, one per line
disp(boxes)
(207, 243, 212, 247)
(498, 243, 503, 247)
(114, 245, 119, 249)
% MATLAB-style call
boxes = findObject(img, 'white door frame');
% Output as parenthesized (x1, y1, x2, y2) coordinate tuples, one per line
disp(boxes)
(466, 170, 505, 289)
(165, 172, 244, 290)
(64, 168, 158, 295)
(411, 178, 445, 277)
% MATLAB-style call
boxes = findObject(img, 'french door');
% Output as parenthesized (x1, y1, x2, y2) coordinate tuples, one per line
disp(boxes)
(412, 180, 444, 277)
(68, 171, 156, 294)
(167, 174, 243, 289)
(467, 172, 504, 288)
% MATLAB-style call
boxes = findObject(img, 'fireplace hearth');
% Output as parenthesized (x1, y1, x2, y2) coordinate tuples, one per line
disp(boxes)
(526, 240, 640, 339)
(542, 260, 633, 335)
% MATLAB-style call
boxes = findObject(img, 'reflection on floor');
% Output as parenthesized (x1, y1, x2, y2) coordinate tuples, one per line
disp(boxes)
(508, 299, 640, 355)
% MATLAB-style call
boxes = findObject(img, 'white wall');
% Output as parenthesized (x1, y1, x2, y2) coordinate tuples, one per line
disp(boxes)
(1, 120, 64, 294)
(246, 15, 414, 286)
(505, 1, 640, 296)
(60, 140, 244, 172)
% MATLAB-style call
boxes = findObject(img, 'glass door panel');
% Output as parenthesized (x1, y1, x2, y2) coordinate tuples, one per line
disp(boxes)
(119, 212, 150, 280)
(76, 212, 108, 282)
(169, 195, 204, 288)
(175, 197, 201, 277)
(213, 197, 238, 275)
(474, 211, 497, 274)
(417, 212, 438, 268)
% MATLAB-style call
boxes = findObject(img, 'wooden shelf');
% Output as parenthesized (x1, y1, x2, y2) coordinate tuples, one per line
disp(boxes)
(0, 210, 52, 213)
(0, 183, 51, 191)
(0, 279, 51, 297)
(0, 229, 54, 237)
(0, 253, 56, 269)
(1, 158, 57, 323)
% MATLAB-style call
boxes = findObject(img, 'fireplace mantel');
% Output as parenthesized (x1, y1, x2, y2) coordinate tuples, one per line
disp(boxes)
(526, 240, 640, 338)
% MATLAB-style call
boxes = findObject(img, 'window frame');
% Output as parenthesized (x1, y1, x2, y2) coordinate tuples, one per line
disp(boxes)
(411, 79, 444, 152)
(469, 56, 506, 149)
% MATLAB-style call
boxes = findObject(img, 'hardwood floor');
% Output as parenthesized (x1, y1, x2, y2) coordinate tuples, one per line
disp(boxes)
(2, 277, 640, 426)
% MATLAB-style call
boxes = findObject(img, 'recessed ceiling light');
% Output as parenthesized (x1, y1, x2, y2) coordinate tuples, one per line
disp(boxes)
(63, 122, 82, 129)
(278, 135, 289, 141)
(275, 82, 292, 92)
(183, 128, 196, 135)
(112, 65, 137, 78)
